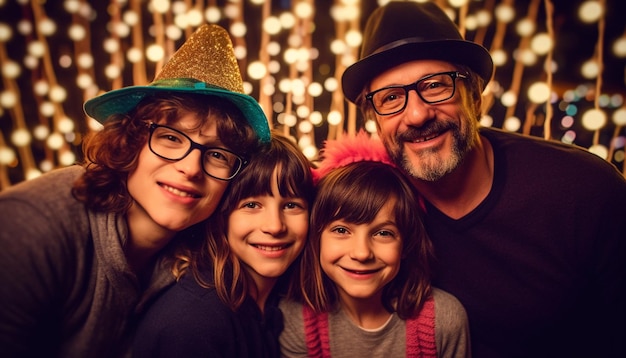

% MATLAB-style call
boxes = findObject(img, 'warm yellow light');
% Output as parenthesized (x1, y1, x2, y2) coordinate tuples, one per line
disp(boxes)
(309, 111, 323, 125)
(465, 16, 478, 31)
(205, 7, 221, 23)
(126, 47, 143, 63)
(105, 64, 121, 80)
(613, 107, 626, 126)
(530, 33, 553, 55)
(449, 0, 469, 8)
(283, 113, 297, 127)
(25, 169, 42, 181)
(279, 12, 296, 29)
(57, 117, 75, 133)
(480, 114, 494, 127)
(588, 144, 608, 159)
(491, 49, 508, 66)
(123, 10, 140, 26)
(0, 90, 18, 108)
(307, 82, 323, 97)
(234, 45, 247, 60)
(302, 144, 318, 160)
(38, 18, 57, 36)
(77, 53, 94, 69)
(2, 60, 22, 79)
(298, 120, 313, 133)
(580, 60, 599, 79)
(296, 105, 311, 119)
(578, 1, 604, 23)
(187, 9, 203, 26)
(503, 116, 521, 132)
(516, 18, 536, 37)
(150, 0, 170, 14)
(581, 108, 607, 130)
(327, 110, 342, 125)
(11, 128, 32, 147)
(263, 16, 282, 35)
(494, 4, 516, 23)
(27, 41, 46, 58)
(63, 0, 81, 13)
(612, 37, 626, 57)
(68, 24, 86, 41)
(0, 146, 16, 165)
(230, 22, 247, 37)
(248, 61, 267, 80)
(49, 85, 67, 103)
(365, 120, 377, 133)
(527, 82, 551, 104)
(345, 30, 362, 48)
(516, 48, 537, 66)
(40, 101, 55, 117)
(476, 10, 492, 27)
(46, 133, 65, 150)
(294, 2, 314, 19)
(501, 91, 518, 107)
(324, 77, 338, 92)
(33, 125, 49, 140)
(262, 83, 276, 96)
(59, 150, 77, 166)
(146, 44, 165, 62)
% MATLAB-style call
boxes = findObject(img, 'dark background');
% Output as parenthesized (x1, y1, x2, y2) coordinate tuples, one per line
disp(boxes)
(1, 0, 625, 187)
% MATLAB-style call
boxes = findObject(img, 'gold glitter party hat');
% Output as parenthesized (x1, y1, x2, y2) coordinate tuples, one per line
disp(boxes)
(84, 24, 270, 142)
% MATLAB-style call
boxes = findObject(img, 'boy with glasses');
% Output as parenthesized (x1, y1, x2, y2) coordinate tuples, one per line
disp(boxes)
(0, 24, 269, 358)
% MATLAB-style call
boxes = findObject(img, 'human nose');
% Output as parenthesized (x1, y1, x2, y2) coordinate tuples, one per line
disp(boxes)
(402, 88, 432, 127)
(261, 207, 286, 236)
(349, 235, 374, 262)
(174, 147, 204, 179)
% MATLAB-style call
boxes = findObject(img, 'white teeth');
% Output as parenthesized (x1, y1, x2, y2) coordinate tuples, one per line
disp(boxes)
(163, 185, 195, 198)
(414, 134, 438, 143)
(255, 245, 286, 251)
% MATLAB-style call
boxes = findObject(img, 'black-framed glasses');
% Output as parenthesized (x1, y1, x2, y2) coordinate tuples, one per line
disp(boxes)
(366, 71, 467, 116)
(147, 122, 247, 181)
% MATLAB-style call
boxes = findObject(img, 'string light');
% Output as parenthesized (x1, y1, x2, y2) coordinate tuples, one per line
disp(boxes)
(0, 0, 624, 189)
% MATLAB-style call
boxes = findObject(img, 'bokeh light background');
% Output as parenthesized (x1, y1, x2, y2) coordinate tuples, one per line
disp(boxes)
(0, 0, 625, 190)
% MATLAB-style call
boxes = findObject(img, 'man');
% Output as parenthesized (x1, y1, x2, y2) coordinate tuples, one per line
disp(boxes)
(341, 2, 626, 357)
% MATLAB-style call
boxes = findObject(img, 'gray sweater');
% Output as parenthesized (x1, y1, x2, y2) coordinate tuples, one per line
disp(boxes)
(0, 166, 175, 358)
(279, 288, 471, 358)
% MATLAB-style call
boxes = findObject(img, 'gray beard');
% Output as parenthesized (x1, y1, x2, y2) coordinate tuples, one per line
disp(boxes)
(391, 121, 476, 182)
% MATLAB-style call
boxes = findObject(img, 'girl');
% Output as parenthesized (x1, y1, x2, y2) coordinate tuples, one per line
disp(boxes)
(134, 132, 315, 357)
(0, 24, 269, 358)
(280, 131, 470, 358)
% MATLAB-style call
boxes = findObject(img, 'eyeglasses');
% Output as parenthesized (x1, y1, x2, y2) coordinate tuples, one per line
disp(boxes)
(147, 122, 247, 181)
(365, 71, 467, 116)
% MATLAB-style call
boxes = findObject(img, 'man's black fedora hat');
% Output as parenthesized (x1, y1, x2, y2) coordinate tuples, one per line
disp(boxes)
(342, 1, 494, 103)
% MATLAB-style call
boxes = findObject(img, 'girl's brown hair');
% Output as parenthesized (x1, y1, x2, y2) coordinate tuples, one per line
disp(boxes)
(295, 161, 434, 319)
(175, 132, 315, 310)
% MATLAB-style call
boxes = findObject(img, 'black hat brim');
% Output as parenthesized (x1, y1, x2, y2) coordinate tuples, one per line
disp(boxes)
(342, 39, 494, 103)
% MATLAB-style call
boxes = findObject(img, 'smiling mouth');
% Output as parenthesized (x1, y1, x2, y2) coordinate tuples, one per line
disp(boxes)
(160, 184, 200, 198)
(252, 244, 292, 251)
(342, 267, 380, 275)
(412, 132, 442, 143)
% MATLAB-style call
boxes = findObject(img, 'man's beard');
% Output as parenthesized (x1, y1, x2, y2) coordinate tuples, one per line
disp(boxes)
(386, 118, 476, 182)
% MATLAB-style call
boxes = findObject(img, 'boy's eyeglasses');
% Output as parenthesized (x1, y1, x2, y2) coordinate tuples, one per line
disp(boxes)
(147, 122, 247, 181)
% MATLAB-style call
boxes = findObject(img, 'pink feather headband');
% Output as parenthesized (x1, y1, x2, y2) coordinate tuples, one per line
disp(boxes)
(312, 130, 397, 183)
(312, 130, 426, 212)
